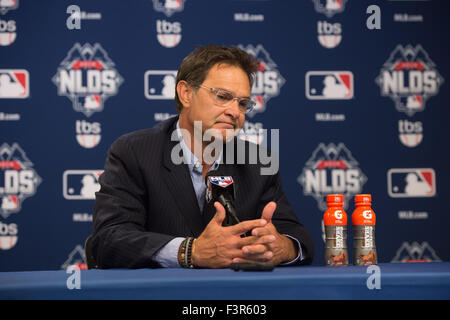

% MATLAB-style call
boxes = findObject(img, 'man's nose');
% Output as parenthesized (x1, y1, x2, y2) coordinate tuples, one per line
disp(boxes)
(224, 99, 242, 119)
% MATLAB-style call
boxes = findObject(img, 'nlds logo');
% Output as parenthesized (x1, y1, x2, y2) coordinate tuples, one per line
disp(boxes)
(0, 143, 41, 219)
(76, 120, 101, 148)
(376, 44, 444, 116)
(317, 21, 342, 49)
(239, 44, 285, 117)
(297, 143, 367, 210)
(52, 43, 124, 117)
(398, 119, 423, 147)
(391, 241, 441, 263)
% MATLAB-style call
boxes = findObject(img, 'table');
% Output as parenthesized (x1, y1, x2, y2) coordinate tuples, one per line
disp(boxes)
(0, 262, 449, 300)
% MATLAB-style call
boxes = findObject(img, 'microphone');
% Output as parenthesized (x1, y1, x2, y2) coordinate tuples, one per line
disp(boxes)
(205, 170, 241, 225)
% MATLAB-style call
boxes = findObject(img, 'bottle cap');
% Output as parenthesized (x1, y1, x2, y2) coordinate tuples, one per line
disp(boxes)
(326, 194, 344, 204)
(355, 194, 371, 204)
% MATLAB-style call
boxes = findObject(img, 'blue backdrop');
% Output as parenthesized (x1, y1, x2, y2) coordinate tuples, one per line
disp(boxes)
(1, 0, 449, 271)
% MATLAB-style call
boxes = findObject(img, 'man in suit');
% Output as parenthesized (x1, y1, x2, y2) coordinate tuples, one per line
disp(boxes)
(91, 45, 314, 269)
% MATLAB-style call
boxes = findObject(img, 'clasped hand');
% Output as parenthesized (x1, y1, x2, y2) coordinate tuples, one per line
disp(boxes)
(191, 201, 297, 268)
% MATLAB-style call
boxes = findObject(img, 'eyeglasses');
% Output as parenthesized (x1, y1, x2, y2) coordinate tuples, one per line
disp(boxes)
(196, 84, 256, 114)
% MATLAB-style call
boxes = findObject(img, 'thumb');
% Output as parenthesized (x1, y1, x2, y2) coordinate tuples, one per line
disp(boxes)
(213, 201, 226, 225)
(261, 201, 277, 223)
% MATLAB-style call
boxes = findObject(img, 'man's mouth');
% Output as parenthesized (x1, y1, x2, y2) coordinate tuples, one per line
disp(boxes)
(215, 121, 235, 129)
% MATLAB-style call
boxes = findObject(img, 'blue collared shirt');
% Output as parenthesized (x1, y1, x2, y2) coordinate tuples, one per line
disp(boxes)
(153, 121, 302, 267)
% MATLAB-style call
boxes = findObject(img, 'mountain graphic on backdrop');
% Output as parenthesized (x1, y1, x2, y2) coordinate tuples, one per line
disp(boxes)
(0, 143, 32, 167)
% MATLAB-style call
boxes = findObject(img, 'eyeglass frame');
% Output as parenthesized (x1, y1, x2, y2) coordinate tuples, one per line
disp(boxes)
(194, 84, 256, 114)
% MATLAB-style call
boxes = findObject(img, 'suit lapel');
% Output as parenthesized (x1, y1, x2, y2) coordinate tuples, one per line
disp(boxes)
(162, 125, 204, 236)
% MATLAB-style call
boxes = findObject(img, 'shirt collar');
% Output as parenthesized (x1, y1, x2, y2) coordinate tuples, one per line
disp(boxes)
(175, 120, 221, 173)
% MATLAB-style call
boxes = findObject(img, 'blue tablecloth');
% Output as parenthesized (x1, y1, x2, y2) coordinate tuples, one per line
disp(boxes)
(0, 262, 449, 300)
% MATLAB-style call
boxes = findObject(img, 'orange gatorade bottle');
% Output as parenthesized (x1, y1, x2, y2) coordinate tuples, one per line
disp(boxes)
(323, 194, 348, 266)
(352, 194, 377, 265)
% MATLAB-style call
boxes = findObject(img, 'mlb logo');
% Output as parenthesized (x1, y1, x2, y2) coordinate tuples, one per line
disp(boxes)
(306, 71, 353, 100)
(210, 176, 233, 188)
(144, 70, 177, 100)
(1, 195, 18, 212)
(387, 168, 436, 198)
(0, 69, 29, 98)
(152, 0, 185, 17)
(312, 0, 348, 18)
(0, 0, 19, 15)
(63, 170, 103, 200)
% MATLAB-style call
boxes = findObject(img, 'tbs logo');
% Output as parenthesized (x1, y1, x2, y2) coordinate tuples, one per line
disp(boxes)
(0, 69, 29, 98)
(237, 121, 265, 145)
(387, 168, 436, 198)
(0, 18, 16, 46)
(156, 20, 181, 48)
(0, 222, 18, 250)
(63, 170, 103, 200)
(76, 120, 101, 148)
(398, 120, 423, 147)
(306, 71, 353, 100)
(317, 21, 342, 49)
(144, 70, 177, 99)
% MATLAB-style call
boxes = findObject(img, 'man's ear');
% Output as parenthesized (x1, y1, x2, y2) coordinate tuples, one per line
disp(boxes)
(176, 80, 193, 108)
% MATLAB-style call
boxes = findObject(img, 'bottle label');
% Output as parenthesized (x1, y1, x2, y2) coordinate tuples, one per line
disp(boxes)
(324, 225, 348, 266)
(363, 226, 373, 248)
(353, 225, 377, 265)
(335, 226, 344, 248)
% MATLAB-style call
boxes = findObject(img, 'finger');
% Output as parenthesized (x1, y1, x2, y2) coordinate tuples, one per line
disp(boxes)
(251, 226, 272, 237)
(233, 251, 274, 263)
(242, 244, 270, 255)
(240, 234, 276, 247)
(230, 218, 267, 236)
(213, 202, 226, 225)
(261, 201, 277, 223)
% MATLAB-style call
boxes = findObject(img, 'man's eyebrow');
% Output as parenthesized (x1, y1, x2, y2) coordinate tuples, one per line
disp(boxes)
(215, 87, 251, 99)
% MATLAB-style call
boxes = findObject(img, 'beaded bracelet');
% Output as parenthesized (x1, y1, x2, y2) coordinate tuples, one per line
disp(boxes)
(178, 237, 195, 268)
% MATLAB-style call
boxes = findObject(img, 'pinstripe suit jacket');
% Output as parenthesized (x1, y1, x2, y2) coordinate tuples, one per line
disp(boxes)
(91, 116, 314, 268)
